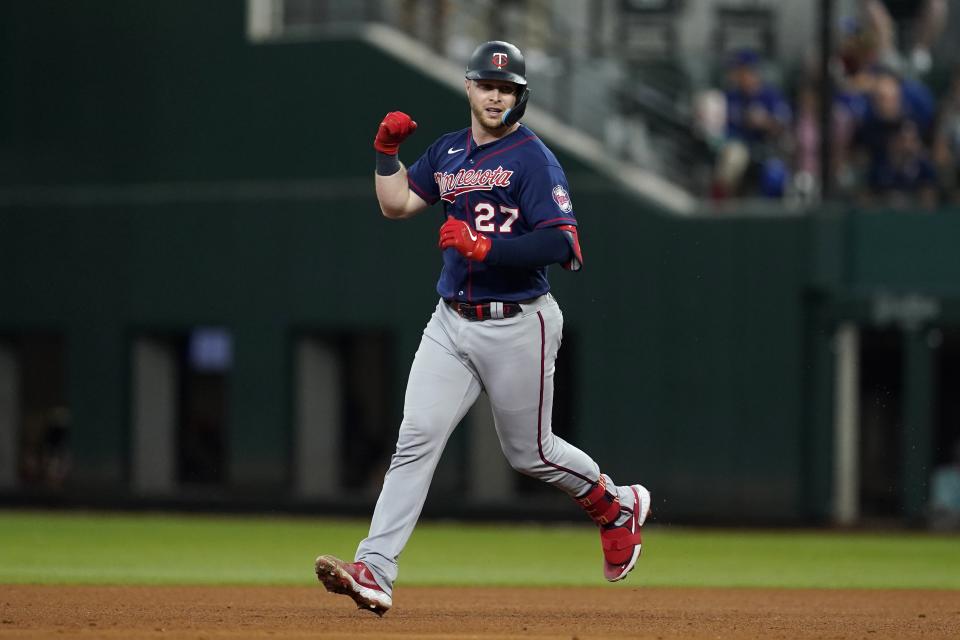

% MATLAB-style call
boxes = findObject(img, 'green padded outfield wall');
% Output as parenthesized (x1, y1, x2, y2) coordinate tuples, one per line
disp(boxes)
(0, 0, 817, 520)
(6, 1, 957, 521)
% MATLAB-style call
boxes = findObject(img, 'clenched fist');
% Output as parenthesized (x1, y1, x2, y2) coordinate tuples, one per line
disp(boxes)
(374, 111, 417, 155)
(438, 216, 491, 261)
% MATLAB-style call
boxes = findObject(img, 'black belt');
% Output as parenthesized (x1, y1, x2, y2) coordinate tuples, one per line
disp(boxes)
(445, 299, 523, 321)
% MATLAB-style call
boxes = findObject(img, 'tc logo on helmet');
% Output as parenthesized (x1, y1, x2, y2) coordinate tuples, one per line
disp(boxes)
(492, 52, 509, 68)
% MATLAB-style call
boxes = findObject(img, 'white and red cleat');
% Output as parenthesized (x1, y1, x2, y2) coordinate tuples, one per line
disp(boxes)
(314, 555, 392, 616)
(577, 477, 652, 582)
(600, 484, 651, 581)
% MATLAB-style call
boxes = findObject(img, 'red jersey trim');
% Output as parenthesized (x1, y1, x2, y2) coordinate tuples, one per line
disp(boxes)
(535, 217, 577, 228)
(474, 135, 537, 165)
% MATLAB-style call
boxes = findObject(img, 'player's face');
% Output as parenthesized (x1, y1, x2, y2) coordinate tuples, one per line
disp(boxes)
(466, 79, 519, 131)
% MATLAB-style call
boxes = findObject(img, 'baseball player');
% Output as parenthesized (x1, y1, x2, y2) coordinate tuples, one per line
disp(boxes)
(315, 41, 651, 616)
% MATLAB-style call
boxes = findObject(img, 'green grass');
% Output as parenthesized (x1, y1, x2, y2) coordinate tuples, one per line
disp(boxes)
(1, 511, 958, 589)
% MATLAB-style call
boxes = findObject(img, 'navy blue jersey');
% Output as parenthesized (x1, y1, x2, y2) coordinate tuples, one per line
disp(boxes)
(406, 125, 577, 303)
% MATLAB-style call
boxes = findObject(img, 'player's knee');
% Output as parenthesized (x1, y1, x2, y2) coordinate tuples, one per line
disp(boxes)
(396, 412, 447, 449)
(502, 445, 544, 477)
(509, 459, 543, 477)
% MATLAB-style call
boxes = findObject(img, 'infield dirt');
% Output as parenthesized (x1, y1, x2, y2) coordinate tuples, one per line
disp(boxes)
(2, 585, 959, 639)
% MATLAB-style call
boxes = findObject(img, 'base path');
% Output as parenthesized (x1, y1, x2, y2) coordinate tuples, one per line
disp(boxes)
(2, 585, 959, 639)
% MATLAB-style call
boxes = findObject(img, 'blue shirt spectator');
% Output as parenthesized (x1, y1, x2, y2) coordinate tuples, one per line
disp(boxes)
(864, 120, 938, 209)
(724, 49, 793, 146)
(868, 154, 937, 193)
(710, 49, 793, 201)
(853, 72, 916, 165)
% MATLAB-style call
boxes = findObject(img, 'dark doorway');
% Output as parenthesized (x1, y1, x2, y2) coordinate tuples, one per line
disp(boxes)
(178, 328, 231, 485)
(858, 328, 903, 518)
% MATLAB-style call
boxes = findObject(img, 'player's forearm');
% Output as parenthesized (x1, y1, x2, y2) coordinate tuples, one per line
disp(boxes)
(486, 228, 572, 267)
(375, 159, 415, 219)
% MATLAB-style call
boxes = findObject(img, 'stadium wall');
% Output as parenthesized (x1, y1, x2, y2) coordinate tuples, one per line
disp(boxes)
(3, 1, 959, 522)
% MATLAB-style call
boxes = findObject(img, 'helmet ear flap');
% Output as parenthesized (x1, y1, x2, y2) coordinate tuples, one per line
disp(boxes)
(501, 86, 530, 127)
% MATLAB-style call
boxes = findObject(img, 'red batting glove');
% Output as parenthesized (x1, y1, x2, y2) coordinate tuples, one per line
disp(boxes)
(374, 111, 417, 155)
(438, 216, 492, 261)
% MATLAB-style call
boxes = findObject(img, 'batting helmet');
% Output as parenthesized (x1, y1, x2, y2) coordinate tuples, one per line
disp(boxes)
(465, 40, 530, 127)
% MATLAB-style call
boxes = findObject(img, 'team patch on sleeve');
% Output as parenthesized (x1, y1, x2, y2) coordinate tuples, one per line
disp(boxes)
(552, 185, 573, 213)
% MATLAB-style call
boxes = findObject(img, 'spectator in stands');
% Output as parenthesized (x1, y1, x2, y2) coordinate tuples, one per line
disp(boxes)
(711, 49, 792, 200)
(879, 0, 948, 75)
(852, 70, 910, 163)
(833, 4, 936, 137)
(932, 66, 960, 204)
(840, 1, 948, 78)
(847, 67, 938, 206)
(835, 10, 936, 130)
(836, 4, 894, 83)
(860, 119, 938, 209)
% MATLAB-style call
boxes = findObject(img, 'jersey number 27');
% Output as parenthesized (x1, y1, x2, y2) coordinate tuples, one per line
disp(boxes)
(474, 202, 519, 233)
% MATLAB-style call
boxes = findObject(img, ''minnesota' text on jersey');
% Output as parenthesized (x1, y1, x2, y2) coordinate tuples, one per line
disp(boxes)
(406, 124, 576, 302)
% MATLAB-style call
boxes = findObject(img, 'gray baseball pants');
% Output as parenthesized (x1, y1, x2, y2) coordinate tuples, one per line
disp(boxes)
(355, 294, 635, 594)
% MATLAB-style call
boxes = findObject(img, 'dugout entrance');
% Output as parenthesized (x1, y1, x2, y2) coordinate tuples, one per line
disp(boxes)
(824, 314, 960, 526)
